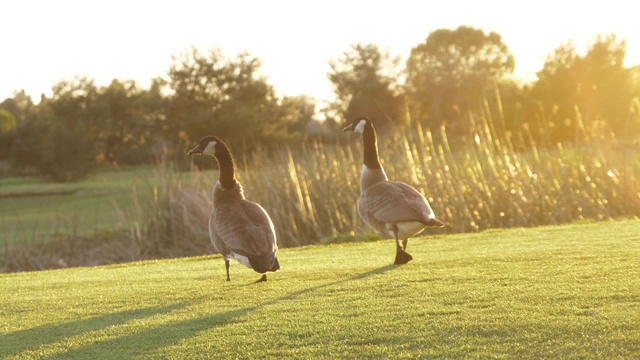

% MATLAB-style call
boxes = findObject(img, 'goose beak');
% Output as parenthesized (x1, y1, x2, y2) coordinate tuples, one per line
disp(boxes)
(342, 123, 355, 132)
(188, 145, 203, 155)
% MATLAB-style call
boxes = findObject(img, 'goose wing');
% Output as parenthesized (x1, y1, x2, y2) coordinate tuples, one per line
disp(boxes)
(359, 181, 435, 225)
(213, 200, 278, 257)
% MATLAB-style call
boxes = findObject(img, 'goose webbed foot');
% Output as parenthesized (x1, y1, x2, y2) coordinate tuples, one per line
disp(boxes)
(392, 226, 412, 264)
(394, 247, 413, 265)
(255, 274, 268, 283)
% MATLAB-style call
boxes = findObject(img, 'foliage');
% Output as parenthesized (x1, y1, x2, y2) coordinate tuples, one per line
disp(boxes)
(529, 34, 640, 143)
(95, 79, 164, 165)
(46, 124, 99, 181)
(47, 77, 166, 166)
(0, 109, 16, 133)
(327, 43, 405, 129)
(0, 90, 35, 123)
(6, 115, 98, 182)
(164, 46, 304, 164)
(2, 29, 640, 182)
(273, 94, 317, 137)
(0, 110, 16, 161)
(1, 220, 639, 358)
(7, 77, 103, 180)
(0, 50, 317, 179)
(405, 26, 515, 128)
(0, 91, 33, 162)
(5, 117, 53, 177)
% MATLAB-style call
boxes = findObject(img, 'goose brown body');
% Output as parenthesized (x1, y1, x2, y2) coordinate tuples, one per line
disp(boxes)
(344, 118, 444, 264)
(189, 136, 279, 282)
(359, 179, 440, 240)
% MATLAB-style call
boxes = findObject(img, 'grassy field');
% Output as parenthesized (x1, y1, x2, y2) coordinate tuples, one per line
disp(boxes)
(0, 166, 182, 245)
(1, 219, 638, 359)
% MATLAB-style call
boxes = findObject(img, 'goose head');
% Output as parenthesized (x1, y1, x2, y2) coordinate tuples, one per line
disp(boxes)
(188, 136, 222, 157)
(342, 117, 370, 134)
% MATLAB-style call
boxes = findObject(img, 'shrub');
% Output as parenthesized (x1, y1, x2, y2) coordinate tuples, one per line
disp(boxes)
(8, 119, 98, 182)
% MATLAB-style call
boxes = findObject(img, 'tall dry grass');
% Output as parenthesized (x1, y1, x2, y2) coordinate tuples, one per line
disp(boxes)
(3, 101, 639, 272)
(232, 125, 639, 247)
(169, 102, 640, 248)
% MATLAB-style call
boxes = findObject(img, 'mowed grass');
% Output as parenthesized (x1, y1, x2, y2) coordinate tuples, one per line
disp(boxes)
(1, 220, 639, 359)
(0, 166, 180, 245)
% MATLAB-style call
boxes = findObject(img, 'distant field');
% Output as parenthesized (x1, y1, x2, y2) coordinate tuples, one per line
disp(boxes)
(1, 220, 638, 358)
(0, 167, 166, 245)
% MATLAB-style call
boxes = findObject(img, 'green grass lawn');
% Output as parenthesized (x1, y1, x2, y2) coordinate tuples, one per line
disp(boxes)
(1, 220, 638, 358)
(0, 167, 178, 245)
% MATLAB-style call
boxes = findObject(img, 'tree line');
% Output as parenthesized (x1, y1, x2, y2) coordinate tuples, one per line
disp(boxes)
(1, 26, 639, 181)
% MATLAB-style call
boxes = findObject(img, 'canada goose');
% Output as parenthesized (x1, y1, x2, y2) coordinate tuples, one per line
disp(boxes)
(188, 136, 280, 282)
(343, 117, 444, 265)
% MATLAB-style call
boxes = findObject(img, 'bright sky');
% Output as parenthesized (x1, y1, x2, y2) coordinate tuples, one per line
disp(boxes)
(3, 0, 639, 104)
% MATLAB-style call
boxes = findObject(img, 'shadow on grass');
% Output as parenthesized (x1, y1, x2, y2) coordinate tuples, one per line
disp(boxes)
(32, 264, 399, 358)
(43, 307, 257, 359)
(278, 263, 397, 301)
(348, 264, 397, 281)
(0, 303, 188, 358)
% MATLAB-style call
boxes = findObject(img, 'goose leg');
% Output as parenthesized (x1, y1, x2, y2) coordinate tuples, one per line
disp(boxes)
(256, 274, 268, 283)
(392, 224, 402, 250)
(402, 239, 408, 251)
(392, 225, 413, 265)
(225, 259, 231, 281)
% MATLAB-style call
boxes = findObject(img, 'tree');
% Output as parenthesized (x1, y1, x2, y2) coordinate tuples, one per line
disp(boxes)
(92, 79, 160, 165)
(49, 76, 100, 131)
(165, 47, 296, 157)
(6, 117, 47, 175)
(405, 26, 515, 128)
(268, 95, 316, 138)
(0, 109, 16, 134)
(8, 76, 102, 181)
(0, 109, 17, 161)
(530, 34, 638, 143)
(0, 90, 35, 124)
(327, 43, 404, 130)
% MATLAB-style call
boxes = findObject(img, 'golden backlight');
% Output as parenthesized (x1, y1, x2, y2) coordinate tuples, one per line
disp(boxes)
(1, 1, 639, 103)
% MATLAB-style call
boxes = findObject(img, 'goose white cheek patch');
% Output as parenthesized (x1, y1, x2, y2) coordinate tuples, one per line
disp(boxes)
(354, 120, 367, 133)
(203, 141, 217, 155)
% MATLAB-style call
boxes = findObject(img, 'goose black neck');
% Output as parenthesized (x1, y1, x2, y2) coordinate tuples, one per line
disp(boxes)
(362, 123, 381, 169)
(214, 143, 236, 189)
